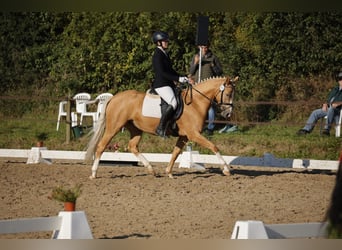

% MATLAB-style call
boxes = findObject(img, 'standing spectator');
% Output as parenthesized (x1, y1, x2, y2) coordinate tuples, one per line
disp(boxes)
(189, 44, 223, 135)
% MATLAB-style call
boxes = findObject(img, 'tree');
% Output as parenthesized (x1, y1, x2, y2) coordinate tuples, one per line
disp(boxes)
(2, 12, 342, 122)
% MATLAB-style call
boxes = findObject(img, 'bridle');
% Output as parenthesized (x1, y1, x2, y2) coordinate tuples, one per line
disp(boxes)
(214, 80, 235, 108)
(183, 78, 235, 109)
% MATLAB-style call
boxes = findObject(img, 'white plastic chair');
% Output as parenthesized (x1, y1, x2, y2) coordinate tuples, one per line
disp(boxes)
(56, 101, 68, 131)
(336, 109, 342, 137)
(71, 93, 91, 127)
(320, 109, 342, 137)
(95, 93, 113, 119)
(80, 93, 113, 128)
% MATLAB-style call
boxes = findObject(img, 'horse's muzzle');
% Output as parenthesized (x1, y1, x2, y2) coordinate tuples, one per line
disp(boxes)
(219, 105, 233, 119)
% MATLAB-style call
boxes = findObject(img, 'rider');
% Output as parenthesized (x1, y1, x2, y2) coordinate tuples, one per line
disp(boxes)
(151, 31, 188, 138)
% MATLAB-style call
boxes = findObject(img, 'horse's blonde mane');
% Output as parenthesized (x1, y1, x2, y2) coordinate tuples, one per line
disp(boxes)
(196, 76, 226, 85)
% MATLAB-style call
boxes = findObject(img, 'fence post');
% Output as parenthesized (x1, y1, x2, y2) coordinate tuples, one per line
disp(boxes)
(66, 97, 71, 144)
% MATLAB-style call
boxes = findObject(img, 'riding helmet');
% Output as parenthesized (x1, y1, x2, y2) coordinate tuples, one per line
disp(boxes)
(152, 31, 169, 44)
(337, 72, 342, 80)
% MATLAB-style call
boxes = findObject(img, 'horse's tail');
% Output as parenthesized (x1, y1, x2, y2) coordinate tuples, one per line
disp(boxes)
(84, 99, 109, 162)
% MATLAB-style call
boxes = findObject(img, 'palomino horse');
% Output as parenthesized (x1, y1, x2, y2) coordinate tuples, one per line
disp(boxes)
(85, 76, 238, 179)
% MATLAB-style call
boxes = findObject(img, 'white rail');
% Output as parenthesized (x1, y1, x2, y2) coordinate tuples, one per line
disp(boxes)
(231, 220, 327, 239)
(0, 211, 93, 239)
(0, 148, 338, 171)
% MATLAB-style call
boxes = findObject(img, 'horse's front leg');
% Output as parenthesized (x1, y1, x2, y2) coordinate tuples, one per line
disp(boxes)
(189, 133, 231, 176)
(214, 151, 231, 176)
(165, 136, 187, 178)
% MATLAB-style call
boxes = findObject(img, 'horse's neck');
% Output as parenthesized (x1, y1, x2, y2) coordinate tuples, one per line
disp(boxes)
(186, 80, 222, 113)
(195, 79, 223, 98)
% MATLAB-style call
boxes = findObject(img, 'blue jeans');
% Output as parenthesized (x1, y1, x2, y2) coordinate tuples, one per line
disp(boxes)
(207, 105, 215, 130)
(303, 106, 341, 131)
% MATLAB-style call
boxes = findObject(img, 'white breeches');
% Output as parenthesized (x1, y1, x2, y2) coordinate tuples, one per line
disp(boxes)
(155, 86, 177, 110)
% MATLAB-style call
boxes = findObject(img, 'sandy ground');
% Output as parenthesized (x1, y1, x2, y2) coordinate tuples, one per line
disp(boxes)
(0, 159, 336, 239)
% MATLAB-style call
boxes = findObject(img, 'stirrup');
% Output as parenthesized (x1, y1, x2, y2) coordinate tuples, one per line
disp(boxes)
(156, 127, 168, 138)
(169, 122, 179, 137)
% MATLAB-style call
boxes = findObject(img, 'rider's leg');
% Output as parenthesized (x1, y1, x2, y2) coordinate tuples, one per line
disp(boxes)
(156, 103, 174, 137)
(155, 86, 177, 138)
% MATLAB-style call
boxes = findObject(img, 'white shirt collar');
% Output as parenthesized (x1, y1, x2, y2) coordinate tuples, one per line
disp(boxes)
(157, 46, 168, 56)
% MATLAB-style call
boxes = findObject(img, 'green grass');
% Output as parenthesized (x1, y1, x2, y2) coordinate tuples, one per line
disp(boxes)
(0, 106, 341, 161)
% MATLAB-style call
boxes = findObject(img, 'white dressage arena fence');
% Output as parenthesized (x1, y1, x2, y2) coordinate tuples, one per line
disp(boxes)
(0, 148, 336, 240)
(0, 147, 339, 171)
(231, 220, 327, 239)
(0, 211, 93, 239)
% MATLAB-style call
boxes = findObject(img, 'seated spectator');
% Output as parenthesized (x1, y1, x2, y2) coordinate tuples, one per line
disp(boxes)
(297, 72, 342, 136)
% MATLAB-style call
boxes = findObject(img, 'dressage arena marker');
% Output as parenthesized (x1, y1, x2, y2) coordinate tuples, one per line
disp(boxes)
(0, 148, 338, 170)
(231, 220, 327, 239)
(0, 211, 93, 239)
(178, 148, 206, 170)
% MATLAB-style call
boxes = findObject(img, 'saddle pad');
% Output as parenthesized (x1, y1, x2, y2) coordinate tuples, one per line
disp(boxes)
(142, 89, 161, 118)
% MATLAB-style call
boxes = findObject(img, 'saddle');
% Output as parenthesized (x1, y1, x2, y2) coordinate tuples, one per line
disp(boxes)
(145, 87, 184, 137)
(148, 87, 183, 120)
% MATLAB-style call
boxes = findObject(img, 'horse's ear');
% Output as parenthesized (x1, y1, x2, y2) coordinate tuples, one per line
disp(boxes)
(232, 76, 239, 82)
(224, 76, 230, 85)
(226, 76, 239, 85)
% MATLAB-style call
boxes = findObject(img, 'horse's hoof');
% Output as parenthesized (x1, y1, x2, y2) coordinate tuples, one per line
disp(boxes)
(165, 169, 174, 179)
(147, 167, 156, 176)
(223, 169, 231, 176)
(89, 175, 96, 180)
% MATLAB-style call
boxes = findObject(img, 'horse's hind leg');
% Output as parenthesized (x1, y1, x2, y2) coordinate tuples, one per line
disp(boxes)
(165, 136, 188, 178)
(126, 123, 156, 176)
(91, 158, 101, 179)
(90, 130, 119, 179)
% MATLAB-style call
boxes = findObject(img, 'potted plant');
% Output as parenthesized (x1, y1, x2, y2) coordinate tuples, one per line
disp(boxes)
(35, 132, 48, 147)
(49, 184, 82, 212)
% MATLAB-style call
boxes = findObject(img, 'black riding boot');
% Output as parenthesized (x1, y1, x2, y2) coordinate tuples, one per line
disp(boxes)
(155, 104, 174, 138)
